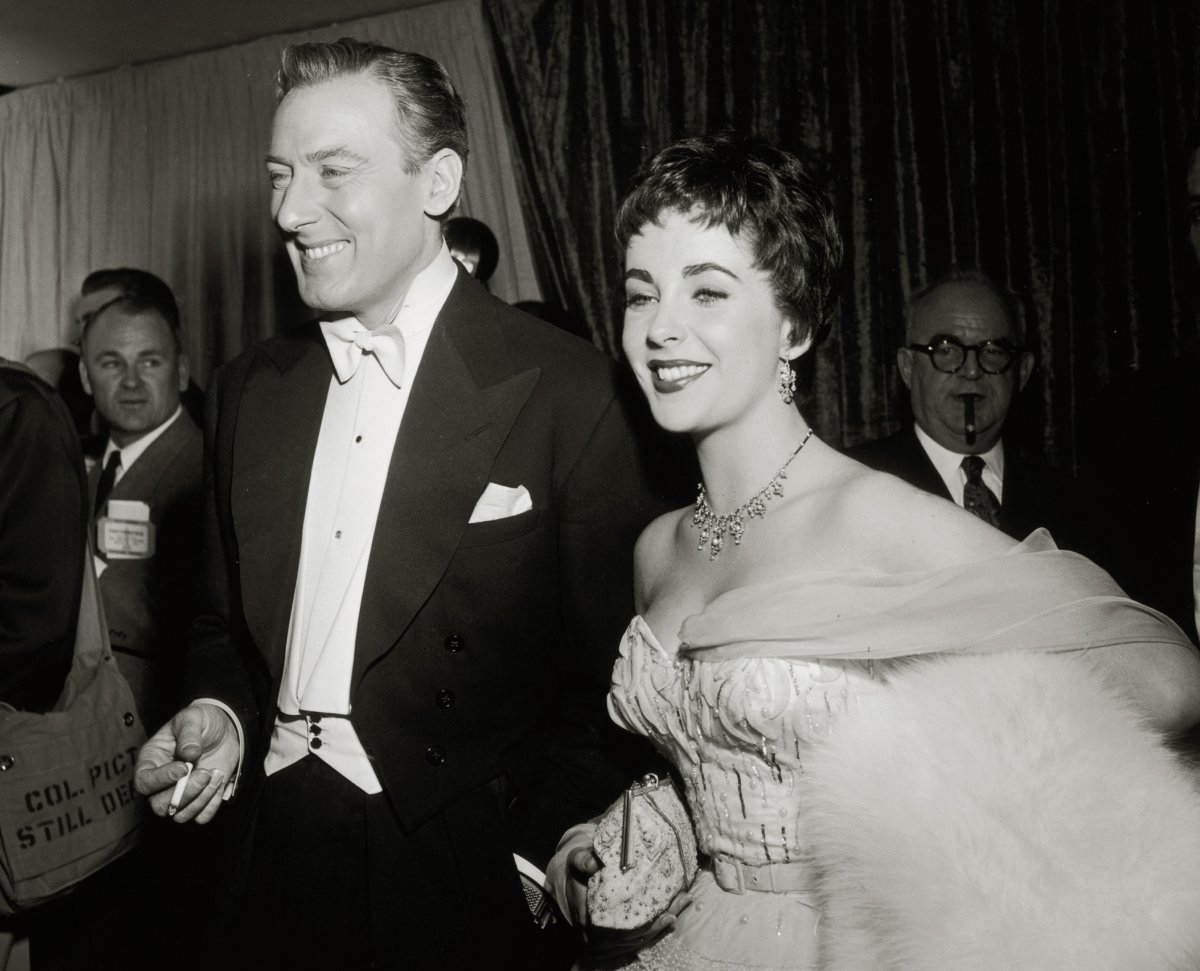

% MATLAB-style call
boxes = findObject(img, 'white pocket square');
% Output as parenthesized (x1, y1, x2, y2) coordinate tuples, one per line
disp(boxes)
(468, 483, 533, 523)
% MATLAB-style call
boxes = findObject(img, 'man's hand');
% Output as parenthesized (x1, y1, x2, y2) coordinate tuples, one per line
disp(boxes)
(134, 703, 239, 824)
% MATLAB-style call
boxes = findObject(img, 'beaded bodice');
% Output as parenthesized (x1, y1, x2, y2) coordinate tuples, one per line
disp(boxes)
(608, 616, 884, 867)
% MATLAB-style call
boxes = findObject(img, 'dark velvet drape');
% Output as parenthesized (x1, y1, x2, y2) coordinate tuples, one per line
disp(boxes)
(486, 0, 1200, 468)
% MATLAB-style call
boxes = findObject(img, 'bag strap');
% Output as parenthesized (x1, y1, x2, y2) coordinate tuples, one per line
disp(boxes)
(74, 540, 113, 666)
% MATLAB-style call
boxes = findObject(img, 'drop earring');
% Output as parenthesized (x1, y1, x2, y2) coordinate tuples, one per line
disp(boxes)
(777, 357, 797, 404)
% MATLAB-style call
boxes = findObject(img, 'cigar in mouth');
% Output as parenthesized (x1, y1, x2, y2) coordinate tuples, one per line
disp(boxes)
(961, 394, 978, 446)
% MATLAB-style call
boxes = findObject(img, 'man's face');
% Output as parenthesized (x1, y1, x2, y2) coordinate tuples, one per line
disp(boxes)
(79, 306, 187, 447)
(896, 280, 1033, 454)
(266, 74, 458, 329)
(1187, 148, 1200, 266)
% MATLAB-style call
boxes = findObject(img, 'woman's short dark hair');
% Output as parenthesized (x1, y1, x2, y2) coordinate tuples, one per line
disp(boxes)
(276, 38, 468, 184)
(616, 132, 843, 346)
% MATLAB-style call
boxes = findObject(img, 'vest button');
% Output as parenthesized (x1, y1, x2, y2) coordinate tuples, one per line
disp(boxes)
(309, 724, 322, 736)
(435, 689, 455, 709)
(444, 633, 465, 653)
(426, 745, 446, 766)
(309, 737, 323, 750)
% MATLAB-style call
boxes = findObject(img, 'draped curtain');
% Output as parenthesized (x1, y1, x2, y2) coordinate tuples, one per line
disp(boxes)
(0, 0, 541, 384)
(486, 0, 1200, 467)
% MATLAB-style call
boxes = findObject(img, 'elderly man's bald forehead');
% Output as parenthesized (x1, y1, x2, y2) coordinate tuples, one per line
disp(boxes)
(906, 279, 1018, 344)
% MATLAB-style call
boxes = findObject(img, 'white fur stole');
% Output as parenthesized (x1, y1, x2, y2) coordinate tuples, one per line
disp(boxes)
(800, 652, 1200, 971)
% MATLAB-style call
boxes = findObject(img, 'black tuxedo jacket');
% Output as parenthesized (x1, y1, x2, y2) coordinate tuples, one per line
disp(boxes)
(185, 271, 670, 959)
(848, 425, 1076, 546)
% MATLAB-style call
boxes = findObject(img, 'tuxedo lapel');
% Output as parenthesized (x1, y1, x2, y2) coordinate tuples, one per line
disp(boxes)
(232, 327, 331, 672)
(351, 278, 539, 687)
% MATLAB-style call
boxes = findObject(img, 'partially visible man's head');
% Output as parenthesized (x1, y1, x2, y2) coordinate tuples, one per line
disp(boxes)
(444, 216, 499, 283)
(268, 39, 468, 328)
(896, 267, 1032, 455)
(78, 295, 188, 448)
(75, 268, 180, 335)
(1186, 124, 1200, 266)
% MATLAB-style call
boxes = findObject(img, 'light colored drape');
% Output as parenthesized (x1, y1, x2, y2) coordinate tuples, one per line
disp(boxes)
(0, 0, 541, 382)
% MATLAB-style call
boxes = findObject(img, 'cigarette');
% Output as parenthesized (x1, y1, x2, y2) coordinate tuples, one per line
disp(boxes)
(168, 761, 194, 817)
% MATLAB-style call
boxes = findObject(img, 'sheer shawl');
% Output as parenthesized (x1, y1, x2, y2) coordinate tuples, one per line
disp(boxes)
(678, 530, 1190, 663)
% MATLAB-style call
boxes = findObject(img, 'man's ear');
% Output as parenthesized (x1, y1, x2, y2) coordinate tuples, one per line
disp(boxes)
(896, 347, 914, 389)
(424, 149, 464, 219)
(78, 358, 93, 397)
(1016, 351, 1034, 392)
(177, 353, 191, 394)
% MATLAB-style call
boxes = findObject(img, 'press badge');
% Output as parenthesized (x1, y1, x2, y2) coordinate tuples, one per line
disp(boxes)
(97, 500, 156, 559)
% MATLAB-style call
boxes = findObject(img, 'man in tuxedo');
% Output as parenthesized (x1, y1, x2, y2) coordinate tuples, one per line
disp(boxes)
(78, 284, 202, 729)
(133, 39, 666, 967)
(851, 267, 1071, 543)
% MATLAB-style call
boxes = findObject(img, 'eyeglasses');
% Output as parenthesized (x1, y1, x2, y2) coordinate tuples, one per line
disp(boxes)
(906, 336, 1023, 375)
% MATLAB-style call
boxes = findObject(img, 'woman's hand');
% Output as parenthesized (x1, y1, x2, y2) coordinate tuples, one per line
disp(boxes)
(567, 845, 693, 962)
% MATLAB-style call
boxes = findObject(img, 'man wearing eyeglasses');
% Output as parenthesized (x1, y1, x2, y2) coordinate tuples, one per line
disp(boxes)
(851, 266, 1070, 543)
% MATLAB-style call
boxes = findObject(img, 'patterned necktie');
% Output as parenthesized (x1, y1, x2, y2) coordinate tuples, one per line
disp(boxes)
(94, 450, 122, 517)
(320, 318, 406, 387)
(961, 454, 1000, 527)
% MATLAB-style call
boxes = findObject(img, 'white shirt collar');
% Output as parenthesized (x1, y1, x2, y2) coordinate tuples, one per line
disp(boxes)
(322, 243, 458, 340)
(103, 404, 183, 473)
(913, 423, 1005, 504)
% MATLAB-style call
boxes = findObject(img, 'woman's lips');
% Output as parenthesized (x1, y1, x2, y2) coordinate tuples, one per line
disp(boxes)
(648, 360, 710, 392)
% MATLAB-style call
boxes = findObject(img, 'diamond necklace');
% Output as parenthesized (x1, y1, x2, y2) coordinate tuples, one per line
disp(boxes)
(691, 428, 814, 561)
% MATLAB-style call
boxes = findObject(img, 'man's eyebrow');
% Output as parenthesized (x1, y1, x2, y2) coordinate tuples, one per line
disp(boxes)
(306, 147, 368, 165)
(263, 147, 368, 166)
(683, 262, 740, 280)
(624, 268, 653, 284)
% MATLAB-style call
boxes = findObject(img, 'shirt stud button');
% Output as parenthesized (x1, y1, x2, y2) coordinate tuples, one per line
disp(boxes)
(435, 689, 455, 709)
(426, 745, 446, 766)
(310, 737, 323, 750)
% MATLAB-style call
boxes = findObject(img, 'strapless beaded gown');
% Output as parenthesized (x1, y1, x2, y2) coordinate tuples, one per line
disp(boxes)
(609, 617, 883, 970)
(604, 531, 1193, 971)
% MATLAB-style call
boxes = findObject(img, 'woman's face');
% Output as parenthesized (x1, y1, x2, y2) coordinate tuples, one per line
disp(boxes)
(622, 209, 800, 437)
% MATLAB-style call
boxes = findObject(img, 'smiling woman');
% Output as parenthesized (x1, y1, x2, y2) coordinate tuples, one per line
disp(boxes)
(548, 133, 1200, 971)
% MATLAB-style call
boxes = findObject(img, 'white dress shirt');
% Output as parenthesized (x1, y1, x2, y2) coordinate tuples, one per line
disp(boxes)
(260, 245, 458, 793)
(914, 424, 1005, 507)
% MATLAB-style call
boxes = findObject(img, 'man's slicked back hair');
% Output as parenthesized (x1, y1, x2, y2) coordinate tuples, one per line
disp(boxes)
(616, 132, 843, 347)
(275, 37, 468, 184)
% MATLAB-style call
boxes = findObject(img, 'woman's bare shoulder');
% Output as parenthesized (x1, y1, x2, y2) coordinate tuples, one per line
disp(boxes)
(824, 457, 1014, 571)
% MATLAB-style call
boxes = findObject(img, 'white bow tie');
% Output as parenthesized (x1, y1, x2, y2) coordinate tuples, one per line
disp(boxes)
(320, 318, 406, 387)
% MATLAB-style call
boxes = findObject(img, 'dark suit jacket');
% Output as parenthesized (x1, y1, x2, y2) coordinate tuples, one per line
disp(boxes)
(1077, 357, 1200, 643)
(186, 271, 670, 961)
(848, 425, 1077, 547)
(0, 361, 88, 711)
(90, 412, 203, 727)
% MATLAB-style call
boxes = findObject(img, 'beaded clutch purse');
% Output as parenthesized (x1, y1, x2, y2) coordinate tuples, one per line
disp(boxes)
(587, 773, 699, 930)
